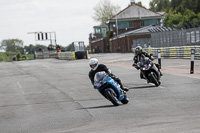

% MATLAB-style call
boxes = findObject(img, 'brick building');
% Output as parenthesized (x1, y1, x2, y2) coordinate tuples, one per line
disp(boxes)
(89, 1, 164, 53)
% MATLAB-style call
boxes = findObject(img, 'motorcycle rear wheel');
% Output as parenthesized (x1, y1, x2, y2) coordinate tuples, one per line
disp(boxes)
(121, 97, 129, 104)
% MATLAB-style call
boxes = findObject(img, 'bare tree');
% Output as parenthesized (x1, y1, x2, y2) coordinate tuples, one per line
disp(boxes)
(93, 0, 121, 26)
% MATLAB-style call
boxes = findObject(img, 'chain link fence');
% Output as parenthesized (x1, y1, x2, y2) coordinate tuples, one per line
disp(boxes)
(150, 27, 200, 47)
(131, 27, 200, 48)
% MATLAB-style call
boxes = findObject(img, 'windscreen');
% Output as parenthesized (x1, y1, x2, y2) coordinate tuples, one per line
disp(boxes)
(139, 56, 150, 67)
(94, 71, 108, 88)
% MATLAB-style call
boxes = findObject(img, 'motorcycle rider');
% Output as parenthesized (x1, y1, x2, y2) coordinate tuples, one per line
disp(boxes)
(89, 58, 129, 92)
(132, 46, 163, 79)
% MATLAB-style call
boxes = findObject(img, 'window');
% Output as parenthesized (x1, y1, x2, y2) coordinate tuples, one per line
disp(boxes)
(141, 19, 158, 27)
(117, 21, 134, 29)
(129, 21, 133, 28)
(141, 20, 145, 27)
(117, 21, 129, 29)
(95, 28, 101, 33)
(102, 28, 107, 37)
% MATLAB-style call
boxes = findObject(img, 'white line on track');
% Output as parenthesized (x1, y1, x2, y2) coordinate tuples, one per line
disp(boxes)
(10, 73, 25, 94)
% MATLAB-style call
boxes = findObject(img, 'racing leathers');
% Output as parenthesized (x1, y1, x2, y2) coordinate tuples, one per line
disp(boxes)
(89, 64, 128, 91)
(133, 52, 162, 78)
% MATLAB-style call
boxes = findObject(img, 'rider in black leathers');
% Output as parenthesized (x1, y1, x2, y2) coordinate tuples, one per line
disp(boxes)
(133, 46, 162, 78)
(89, 58, 128, 92)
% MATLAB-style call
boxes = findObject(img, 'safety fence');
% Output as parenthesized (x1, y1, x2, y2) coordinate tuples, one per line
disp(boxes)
(150, 27, 200, 47)
(132, 46, 200, 60)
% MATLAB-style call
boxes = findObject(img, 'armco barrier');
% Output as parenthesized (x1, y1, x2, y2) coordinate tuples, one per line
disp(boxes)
(133, 46, 200, 60)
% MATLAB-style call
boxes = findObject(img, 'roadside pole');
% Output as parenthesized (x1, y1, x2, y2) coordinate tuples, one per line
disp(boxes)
(190, 49, 195, 74)
(158, 49, 161, 69)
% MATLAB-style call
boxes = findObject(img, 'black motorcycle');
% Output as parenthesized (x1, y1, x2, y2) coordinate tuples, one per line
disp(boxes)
(134, 55, 161, 86)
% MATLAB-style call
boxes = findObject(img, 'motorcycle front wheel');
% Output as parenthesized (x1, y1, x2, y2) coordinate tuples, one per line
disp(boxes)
(105, 89, 119, 106)
(150, 72, 160, 86)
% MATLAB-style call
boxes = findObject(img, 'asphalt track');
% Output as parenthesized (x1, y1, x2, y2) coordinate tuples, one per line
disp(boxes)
(0, 53, 200, 133)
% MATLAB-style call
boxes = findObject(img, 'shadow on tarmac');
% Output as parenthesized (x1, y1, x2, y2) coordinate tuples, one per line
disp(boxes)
(128, 85, 157, 89)
(80, 105, 116, 110)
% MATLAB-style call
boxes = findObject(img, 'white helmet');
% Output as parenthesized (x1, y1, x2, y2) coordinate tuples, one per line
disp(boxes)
(89, 58, 99, 71)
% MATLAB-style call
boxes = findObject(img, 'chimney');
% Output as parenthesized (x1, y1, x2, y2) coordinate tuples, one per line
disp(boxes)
(131, 0, 135, 4)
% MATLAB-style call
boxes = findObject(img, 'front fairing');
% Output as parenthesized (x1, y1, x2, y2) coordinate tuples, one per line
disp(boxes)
(94, 72, 108, 88)
(94, 72, 125, 100)
(139, 57, 153, 71)
(139, 57, 160, 80)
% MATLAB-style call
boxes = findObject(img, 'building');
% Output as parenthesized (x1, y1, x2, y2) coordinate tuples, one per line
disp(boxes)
(89, 0, 164, 53)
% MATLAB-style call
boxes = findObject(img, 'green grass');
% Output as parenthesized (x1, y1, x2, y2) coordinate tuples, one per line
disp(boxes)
(0, 52, 35, 62)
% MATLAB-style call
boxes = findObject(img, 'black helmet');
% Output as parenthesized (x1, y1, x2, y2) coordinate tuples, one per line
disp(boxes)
(135, 46, 142, 55)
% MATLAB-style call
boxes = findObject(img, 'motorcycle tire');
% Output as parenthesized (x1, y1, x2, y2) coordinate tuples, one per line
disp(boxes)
(150, 72, 160, 86)
(121, 97, 129, 104)
(105, 89, 119, 106)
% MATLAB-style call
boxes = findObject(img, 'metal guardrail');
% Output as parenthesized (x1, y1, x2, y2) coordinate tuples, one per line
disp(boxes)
(132, 46, 200, 60)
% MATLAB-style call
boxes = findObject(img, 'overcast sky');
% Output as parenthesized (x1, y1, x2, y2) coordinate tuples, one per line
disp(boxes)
(0, 0, 151, 47)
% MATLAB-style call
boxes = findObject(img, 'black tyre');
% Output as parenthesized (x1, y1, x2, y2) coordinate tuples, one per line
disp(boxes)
(121, 97, 129, 104)
(151, 72, 160, 86)
(105, 89, 119, 106)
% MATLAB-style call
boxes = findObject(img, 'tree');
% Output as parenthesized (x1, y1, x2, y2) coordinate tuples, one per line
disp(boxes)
(34, 44, 47, 52)
(164, 9, 200, 28)
(93, 0, 121, 25)
(149, 0, 170, 12)
(149, 0, 158, 12)
(164, 11, 183, 27)
(161, 0, 200, 27)
(24, 44, 36, 54)
(0, 39, 23, 53)
(170, 0, 199, 13)
(65, 44, 74, 51)
(136, 1, 146, 8)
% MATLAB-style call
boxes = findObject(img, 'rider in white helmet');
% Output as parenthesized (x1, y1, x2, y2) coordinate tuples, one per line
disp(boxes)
(89, 58, 99, 71)
(89, 58, 128, 92)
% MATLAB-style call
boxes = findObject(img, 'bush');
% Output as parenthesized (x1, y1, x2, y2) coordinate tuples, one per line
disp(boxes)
(16, 52, 21, 61)
(22, 55, 26, 60)
(26, 54, 35, 60)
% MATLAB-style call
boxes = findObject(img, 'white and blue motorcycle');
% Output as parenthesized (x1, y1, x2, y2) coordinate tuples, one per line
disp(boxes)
(94, 71, 129, 106)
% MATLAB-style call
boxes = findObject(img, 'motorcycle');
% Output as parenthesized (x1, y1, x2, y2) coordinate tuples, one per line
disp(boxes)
(133, 55, 161, 86)
(94, 71, 129, 106)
